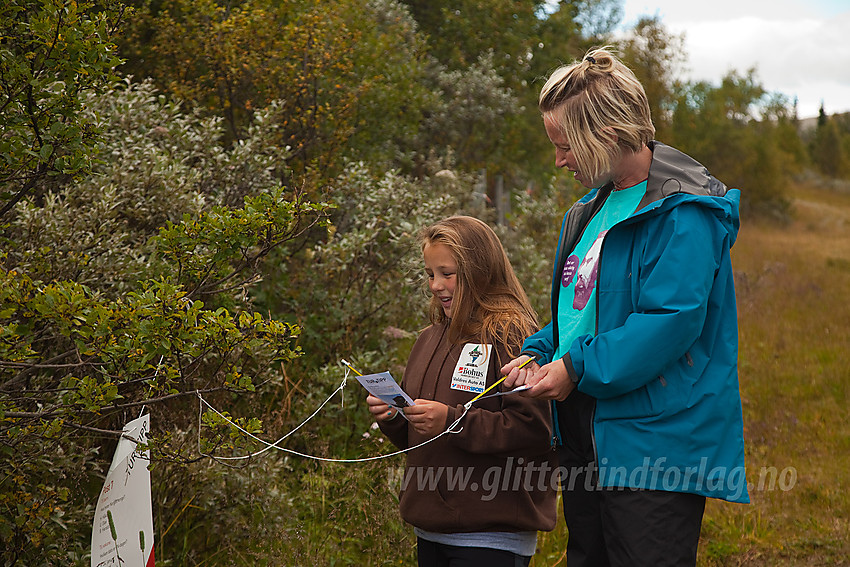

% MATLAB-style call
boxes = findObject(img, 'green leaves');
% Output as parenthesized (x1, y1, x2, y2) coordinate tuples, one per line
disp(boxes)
(1, 0, 125, 216)
(199, 407, 264, 455)
(1, 270, 300, 403)
(1, 177, 323, 564)
(154, 187, 331, 297)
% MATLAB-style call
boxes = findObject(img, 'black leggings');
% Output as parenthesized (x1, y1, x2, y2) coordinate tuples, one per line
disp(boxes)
(416, 538, 531, 567)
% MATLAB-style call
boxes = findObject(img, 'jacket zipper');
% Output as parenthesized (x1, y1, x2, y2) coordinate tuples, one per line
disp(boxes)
(585, 211, 638, 486)
(588, 228, 607, 485)
(588, 205, 647, 483)
(551, 401, 562, 447)
(552, 189, 635, 459)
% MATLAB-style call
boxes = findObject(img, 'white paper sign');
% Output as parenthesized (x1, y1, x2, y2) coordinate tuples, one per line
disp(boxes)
(91, 414, 155, 567)
(451, 343, 491, 393)
(356, 371, 416, 411)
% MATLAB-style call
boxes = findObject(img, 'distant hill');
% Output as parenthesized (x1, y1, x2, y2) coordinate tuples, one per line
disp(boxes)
(797, 111, 849, 133)
(798, 115, 818, 132)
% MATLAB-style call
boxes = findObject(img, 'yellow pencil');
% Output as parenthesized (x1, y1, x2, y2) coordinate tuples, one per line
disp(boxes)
(468, 355, 535, 403)
(341, 359, 364, 376)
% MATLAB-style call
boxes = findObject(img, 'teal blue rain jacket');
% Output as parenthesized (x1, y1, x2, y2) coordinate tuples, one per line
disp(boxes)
(523, 142, 749, 503)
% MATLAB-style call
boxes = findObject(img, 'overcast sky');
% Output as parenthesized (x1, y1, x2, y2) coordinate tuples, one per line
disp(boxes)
(618, 0, 850, 118)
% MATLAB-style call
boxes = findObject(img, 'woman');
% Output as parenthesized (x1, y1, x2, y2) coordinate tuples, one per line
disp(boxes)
(502, 47, 748, 566)
(368, 216, 557, 566)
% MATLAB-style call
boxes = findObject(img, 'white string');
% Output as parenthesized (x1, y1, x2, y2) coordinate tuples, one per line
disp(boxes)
(197, 367, 350, 461)
(196, 367, 474, 464)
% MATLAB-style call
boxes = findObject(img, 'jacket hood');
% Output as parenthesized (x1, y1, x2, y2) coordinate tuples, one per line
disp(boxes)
(573, 142, 740, 246)
(635, 142, 740, 246)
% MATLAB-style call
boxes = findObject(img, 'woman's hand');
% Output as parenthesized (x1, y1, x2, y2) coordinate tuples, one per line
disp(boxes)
(366, 394, 400, 422)
(403, 399, 449, 438)
(501, 355, 541, 389)
(526, 359, 575, 401)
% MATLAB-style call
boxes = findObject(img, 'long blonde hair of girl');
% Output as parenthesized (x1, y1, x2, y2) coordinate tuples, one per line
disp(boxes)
(420, 216, 538, 355)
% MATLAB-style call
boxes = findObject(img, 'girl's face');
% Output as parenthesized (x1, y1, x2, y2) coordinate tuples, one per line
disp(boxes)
(423, 242, 458, 318)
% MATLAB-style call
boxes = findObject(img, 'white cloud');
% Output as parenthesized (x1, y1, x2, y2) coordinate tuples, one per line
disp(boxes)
(620, 0, 850, 117)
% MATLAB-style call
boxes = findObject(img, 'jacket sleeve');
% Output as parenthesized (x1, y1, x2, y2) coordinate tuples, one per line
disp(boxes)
(444, 343, 554, 457)
(377, 410, 409, 449)
(521, 322, 555, 365)
(571, 202, 725, 399)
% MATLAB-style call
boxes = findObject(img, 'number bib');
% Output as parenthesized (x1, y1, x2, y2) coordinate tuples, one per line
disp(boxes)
(450, 343, 491, 393)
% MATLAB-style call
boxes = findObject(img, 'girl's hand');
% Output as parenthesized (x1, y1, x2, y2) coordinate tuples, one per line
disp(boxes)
(366, 394, 400, 422)
(404, 400, 449, 438)
(501, 355, 541, 389)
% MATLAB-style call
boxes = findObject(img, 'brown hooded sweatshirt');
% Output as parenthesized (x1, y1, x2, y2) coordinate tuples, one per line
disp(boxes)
(379, 322, 558, 534)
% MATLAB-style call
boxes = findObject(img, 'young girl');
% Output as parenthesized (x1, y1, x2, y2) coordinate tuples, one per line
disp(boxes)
(366, 215, 557, 567)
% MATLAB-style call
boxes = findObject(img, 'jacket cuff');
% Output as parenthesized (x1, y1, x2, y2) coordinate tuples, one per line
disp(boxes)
(378, 411, 407, 438)
(444, 403, 461, 430)
(562, 354, 580, 384)
(521, 350, 545, 365)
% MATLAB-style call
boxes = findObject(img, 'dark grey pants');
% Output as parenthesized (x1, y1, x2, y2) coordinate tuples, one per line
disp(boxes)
(557, 392, 706, 567)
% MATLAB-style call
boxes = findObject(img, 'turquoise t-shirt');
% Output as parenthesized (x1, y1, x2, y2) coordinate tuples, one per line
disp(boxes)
(553, 181, 647, 361)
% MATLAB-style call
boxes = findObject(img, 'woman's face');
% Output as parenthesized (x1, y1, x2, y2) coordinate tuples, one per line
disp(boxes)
(544, 115, 608, 188)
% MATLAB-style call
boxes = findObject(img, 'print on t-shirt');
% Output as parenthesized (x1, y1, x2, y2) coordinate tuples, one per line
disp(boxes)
(562, 254, 579, 287)
(563, 230, 607, 310)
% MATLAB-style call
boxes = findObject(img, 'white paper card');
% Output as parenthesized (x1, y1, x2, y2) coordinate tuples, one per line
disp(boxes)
(356, 371, 415, 411)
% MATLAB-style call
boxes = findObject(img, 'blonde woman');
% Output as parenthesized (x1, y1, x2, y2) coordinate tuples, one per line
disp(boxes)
(503, 47, 748, 566)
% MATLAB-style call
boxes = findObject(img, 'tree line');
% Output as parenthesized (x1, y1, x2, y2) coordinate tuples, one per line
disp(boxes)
(2, 0, 849, 564)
